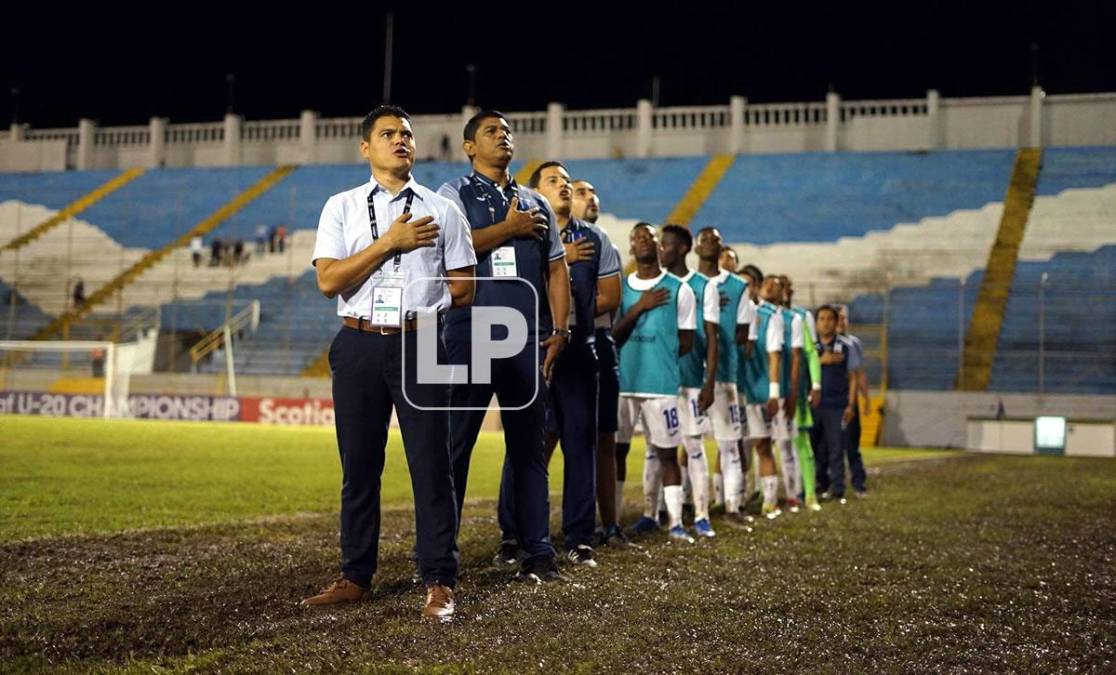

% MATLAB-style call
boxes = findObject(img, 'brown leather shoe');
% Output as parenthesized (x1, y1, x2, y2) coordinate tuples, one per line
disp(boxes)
(422, 584, 454, 621)
(301, 576, 369, 606)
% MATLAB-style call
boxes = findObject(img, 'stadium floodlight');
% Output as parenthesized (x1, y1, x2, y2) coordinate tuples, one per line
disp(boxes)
(0, 340, 140, 419)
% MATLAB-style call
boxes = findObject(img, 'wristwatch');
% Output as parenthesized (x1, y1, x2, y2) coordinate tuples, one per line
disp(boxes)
(552, 328, 570, 340)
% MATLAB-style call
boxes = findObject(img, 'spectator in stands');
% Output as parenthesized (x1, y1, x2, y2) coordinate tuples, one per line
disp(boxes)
(812, 305, 865, 502)
(190, 235, 204, 268)
(210, 237, 223, 266)
(303, 104, 476, 620)
(276, 224, 288, 254)
(838, 304, 869, 498)
(71, 277, 85, 308)
(255, 224, 268, 253)
(440, 133, 451, 161)
(233, 239, 245, 264)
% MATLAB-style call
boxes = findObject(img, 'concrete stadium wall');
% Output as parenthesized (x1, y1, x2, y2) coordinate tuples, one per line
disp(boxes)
(6, 88, 1116, 172)
(883, 390, 1116, 451)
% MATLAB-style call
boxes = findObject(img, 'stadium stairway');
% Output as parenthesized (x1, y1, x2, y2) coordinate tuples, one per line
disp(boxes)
(958, 148, 1042, 391)
(27, 166, 296, 341)
(665, 155, 736, 226)
(1, 168, 145, 253)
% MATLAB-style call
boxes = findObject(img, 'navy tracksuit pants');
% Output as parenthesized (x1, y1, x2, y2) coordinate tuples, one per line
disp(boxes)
(445, 325, 556, 565)
(505, 336, 598, 550)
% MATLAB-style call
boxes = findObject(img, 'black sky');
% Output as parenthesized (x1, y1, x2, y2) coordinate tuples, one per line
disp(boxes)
(3, 1, 1114, 129)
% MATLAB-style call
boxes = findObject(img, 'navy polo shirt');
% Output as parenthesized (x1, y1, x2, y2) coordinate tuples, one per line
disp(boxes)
(562, 218, 621, 343)
(438, 172, 565, 338)
(818, 334, 861, 409)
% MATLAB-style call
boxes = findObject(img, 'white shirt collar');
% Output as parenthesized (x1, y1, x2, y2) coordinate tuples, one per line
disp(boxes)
(368, 175, 424, 201)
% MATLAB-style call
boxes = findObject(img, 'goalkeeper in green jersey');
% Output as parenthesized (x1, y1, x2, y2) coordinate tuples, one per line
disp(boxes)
(779, 275, 822, 512)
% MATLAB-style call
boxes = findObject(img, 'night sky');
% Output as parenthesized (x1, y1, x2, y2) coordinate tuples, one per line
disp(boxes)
(3, 1, 1114, 129)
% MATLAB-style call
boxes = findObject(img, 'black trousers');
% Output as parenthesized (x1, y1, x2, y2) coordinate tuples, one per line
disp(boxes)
(445, 328, 556, 565)
(811, 406, 867, 497)
(531, 339, 599, 550)
(329, 326, 459, 589)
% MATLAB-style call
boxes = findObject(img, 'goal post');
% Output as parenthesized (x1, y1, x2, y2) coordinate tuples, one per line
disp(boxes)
(0, 340, 133, 419)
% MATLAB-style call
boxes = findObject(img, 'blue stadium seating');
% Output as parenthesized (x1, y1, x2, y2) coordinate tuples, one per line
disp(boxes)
(1034, 147, 1116, 196)
(0, 278, 51, 339)
(562, 157, 709, 224)
(692, 150, 1017, 244)
(849, 273, 982, 391)
(169, 271, 334, 375)
(78, 167, 273, 248)
(989, 246, 1116, 394)
(0, 170, 120, 210)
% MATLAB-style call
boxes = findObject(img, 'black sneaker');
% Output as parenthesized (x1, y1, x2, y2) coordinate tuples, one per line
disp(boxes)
(493, 539, 520, 566)
(602, 524, 634, 549)
(515, 556, 568, 583)
(566, 544, 598, 568)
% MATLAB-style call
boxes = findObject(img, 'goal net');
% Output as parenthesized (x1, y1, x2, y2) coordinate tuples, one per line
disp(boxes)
(0, 338, 151, 419)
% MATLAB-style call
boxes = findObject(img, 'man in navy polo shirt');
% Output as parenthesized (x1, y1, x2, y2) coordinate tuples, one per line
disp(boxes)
(532, 161, 621, 567)
(811, 304, 862, 502)
(438, 110, 571, 583)
(571, 179, 629, 547)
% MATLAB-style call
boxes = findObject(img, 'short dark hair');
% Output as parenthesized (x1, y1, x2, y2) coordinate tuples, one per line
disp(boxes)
(661, 224, 692, 252)
(361, 105, 411, 141)
(633, 221, 656, 234)
(464, 109, 508, 142)
(741, 264, 764, 283)
(816, 304, 839, 321)
(528, 160, 567, 189)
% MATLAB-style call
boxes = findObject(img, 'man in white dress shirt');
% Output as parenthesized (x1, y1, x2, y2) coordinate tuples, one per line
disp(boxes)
(302, 105, 476, 621)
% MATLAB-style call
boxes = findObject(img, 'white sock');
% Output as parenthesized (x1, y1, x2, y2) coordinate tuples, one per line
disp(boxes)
(779, 439, 800, 499)
(680, 465, 692, 506)
(642, 451, 662, 518)
(713, 472, 724, 506)
(615, 480, 625, 518)
(720, 440, 743, 514)
(762, 475, 780, 507)
(683, 436, 710, 521)
(663, 484, 684, 529)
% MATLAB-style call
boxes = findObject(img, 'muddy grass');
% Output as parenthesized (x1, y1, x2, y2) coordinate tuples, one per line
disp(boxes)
(2, 454, 1114, 673)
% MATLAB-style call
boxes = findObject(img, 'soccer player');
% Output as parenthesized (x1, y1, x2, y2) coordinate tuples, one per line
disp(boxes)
(613, 223, 697, 543)
(773, 275, 805, 516)
(734, 263, 764, 511)
(693, 229, 751, 528)
(740, 276, 786, 520)
(783, 276, 823, 511)
(657, 224, 720, 537)
(571, 179, 629, 546)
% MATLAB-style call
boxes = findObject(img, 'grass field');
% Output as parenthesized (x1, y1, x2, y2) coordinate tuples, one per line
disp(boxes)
(1, 415, 1114, 672)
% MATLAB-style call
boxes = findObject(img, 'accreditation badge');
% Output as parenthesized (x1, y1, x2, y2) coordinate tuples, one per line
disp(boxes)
(492, 246, 518, 277)
(371, 269, 404, 327)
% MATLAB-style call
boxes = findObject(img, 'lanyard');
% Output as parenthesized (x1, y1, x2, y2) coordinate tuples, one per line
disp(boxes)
(470, 174, 519, 226)
(367, 187, 414, 270)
